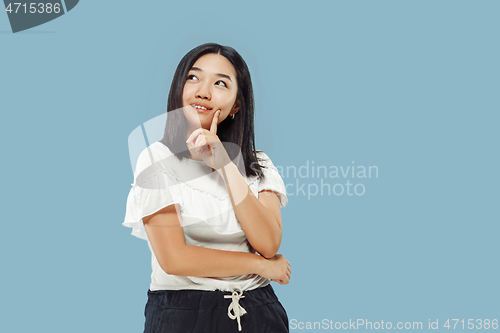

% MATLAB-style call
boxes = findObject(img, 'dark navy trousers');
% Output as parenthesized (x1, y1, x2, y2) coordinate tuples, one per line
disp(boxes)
(143, 284, 289, 333)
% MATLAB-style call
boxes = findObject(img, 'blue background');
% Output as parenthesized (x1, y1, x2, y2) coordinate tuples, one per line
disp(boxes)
(1, 1, 498, 332)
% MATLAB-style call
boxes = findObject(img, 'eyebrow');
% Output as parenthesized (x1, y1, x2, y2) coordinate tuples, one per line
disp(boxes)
(190, 67, 233, 82)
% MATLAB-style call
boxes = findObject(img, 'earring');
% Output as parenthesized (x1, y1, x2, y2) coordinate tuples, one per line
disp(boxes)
(231, 113, 235, 119)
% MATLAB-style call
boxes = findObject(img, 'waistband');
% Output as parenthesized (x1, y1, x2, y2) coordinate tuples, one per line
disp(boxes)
(147, 283, 277, 310)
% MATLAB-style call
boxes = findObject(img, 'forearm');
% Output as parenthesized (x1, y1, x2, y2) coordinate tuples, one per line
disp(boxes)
(217, 162, 282, 258)
(163, 244, 265, 278)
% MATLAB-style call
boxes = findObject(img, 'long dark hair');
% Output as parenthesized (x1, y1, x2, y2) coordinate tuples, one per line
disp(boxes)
(159, 43, 266, 179)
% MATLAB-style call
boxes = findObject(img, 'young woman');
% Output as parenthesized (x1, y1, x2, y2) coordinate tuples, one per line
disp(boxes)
(123, 43, 291, 332)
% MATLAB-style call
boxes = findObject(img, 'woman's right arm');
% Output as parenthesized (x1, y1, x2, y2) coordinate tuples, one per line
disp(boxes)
(142, 203, 291, 284)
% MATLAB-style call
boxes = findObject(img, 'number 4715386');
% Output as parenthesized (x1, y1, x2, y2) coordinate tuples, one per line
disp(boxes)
(5, 2, 61, 14)
(443, 319, 498, 330)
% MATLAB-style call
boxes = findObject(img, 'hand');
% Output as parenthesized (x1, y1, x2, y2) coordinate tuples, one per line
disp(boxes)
(185, 110, 232, 171)
(259, 254, 291, 285)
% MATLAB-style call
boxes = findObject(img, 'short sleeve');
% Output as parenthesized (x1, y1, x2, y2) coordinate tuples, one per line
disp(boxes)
(257, 151, 288, 208)
(122, 147, 181, 240)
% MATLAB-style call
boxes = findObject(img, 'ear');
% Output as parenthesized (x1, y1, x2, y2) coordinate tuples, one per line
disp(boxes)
(232, 99, 241, 114)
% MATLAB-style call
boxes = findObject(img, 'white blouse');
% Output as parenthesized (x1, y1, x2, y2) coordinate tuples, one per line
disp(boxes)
(122, 141, 288, 292)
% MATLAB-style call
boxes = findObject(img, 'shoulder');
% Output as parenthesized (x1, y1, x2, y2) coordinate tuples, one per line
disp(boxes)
(255, 150, 270, 163)
(134, 142, 174, 182)
(255, 150, 278, 169)
(253, 150, 283, 180)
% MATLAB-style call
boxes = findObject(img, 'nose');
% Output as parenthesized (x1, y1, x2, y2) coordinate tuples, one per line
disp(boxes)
(196, 81, 211, 100)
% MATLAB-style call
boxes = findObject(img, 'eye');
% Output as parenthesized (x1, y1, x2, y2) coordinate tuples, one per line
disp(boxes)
(215, 80, 227, 87)
(187, 74, 198, 81)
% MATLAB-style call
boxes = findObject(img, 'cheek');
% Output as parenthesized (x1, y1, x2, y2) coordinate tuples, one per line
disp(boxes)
(219, 101, 233, 110)
(216, 94, 237, 110)
(182, 88, 191, 104)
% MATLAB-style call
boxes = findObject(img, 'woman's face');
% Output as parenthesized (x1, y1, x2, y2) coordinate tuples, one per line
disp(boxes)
(182, 53, 240, 132)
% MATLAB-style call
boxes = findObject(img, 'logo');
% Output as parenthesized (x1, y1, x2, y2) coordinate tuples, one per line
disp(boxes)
(3, 0, 79, 33)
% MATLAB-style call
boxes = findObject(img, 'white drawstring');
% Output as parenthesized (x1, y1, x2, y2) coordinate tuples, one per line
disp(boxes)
(224, 285, 247, 331)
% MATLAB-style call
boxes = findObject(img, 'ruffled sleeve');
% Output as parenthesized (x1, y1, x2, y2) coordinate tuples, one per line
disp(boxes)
(122, 147, 181, 241)
(256, 151, 288, 208)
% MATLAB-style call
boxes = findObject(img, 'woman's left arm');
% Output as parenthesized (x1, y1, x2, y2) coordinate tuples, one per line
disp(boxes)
(217, 162, 282, 259)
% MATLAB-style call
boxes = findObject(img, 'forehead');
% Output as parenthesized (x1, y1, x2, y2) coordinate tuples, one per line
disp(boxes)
(190, 53, 236, 79)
